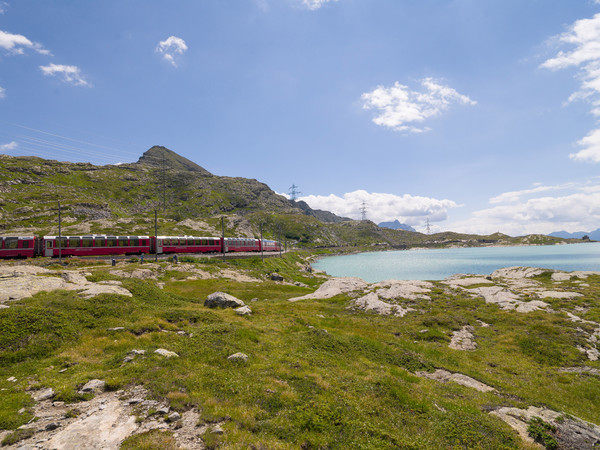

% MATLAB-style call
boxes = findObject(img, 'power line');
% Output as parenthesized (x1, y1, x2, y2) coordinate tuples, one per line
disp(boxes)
(289, 184, 301, 201)
(360, 201, 368, 221)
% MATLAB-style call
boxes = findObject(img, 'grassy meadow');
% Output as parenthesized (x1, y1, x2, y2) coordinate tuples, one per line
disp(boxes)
(0, 253, 599, 448)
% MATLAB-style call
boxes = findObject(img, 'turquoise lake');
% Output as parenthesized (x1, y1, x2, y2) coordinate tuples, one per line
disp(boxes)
(312, 242, 600, 282)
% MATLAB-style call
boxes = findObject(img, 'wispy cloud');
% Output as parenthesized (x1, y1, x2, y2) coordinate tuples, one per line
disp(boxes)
(361, 78, 476, 133)
(489, 182, 577, 204)
(299, 190, 459, 227)
(449, 180, 600, 235)
(39, 63, 90, 87)
(0, 86, 5, 99)
(301, 0, 338, 10)
(542, 13, 600, 162)
(0, 141, 17, 151)
(0, 29, 50, 55)
(156, 36, 188, 67)
(0, 2, 8, 14)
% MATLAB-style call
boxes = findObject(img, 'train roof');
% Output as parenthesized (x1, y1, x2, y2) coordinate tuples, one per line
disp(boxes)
(0, 236, 36, 239)
(156, 235, 221, 239)
(43, 235, 150, 239)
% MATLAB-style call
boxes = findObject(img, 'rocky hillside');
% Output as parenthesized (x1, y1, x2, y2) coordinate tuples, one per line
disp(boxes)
(0, 147, 583, 248)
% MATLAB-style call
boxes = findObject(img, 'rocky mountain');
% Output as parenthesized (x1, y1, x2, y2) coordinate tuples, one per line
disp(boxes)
(0, 147, 583, 249)
(378, 220, 416, 232)
(136, 146, 212, 175)
(550, 229, 600, 240)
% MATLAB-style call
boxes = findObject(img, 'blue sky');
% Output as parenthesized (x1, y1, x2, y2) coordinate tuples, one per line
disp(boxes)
(2, 0, 600, 236)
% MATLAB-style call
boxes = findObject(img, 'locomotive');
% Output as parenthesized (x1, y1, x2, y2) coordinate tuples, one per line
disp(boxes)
(0, 235, 283, 259)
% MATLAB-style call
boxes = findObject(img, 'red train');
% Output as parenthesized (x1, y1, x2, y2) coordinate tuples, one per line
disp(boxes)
(0, 235, 283, 259)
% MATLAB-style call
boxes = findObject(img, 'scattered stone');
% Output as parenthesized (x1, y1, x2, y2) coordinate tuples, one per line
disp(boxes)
(45, 422, 60, 431)
(559, 366, 600, 376)
(204, 291, 246, 309)
(537, 290, 583, 299)
(288, 277, 368, 302)
(443, 276, 494, 287)
(154, 349, 179, 358)
(492, 266, 551, 280)
(157, 406, 170, 415)
(577, 346, 599, 361)
(270, 272, 284, 281)
(45, 398, 138, 449)
(349, 292, 415, 317)
(416, 369, 495, 392)
(211, 424, 225, 434)
(372, 279, 433, 301)
(477, 320, 491, 327)
(58, 368, 68, 373)
(32, 388, 55, 401)
(79, 379, 106, 394)
(107, 327, 125, 331)
(491, 406, 600, 449)
(449, 326, 477, 351)
(234, 305, 252, 316)
(469, 285, 548, 312)
(7, 376, 17, 382)
(227, 352, 248, 362)
(167, 412, 181, 422)
(566, 312, 597, 325)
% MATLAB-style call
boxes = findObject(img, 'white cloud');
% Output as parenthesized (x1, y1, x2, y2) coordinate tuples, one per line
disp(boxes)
(0, 86, 5, 99)
(0, 29, 50, 55)
(302, 0, 338, 10)
(298, 190, 460, 227)
(361, 78, 476, 133)
(156, 36, 188, 67)
(39, 63, 90, 87)
(448, 181, 600, 236)
(541, 13, 600, 162)
(0, 2, 7, 14)
(0, 141, 17, 151)
(571, 128, 600, 162)
(489, 183, 576, 204)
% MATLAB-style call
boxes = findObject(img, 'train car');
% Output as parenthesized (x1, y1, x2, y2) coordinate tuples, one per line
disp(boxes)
(42, 235, 151, 257)
(223, 237, 260, 252)
(261, 239, 282, 252)
(152, 236, 222, 254)
(0, 236, 37, 258)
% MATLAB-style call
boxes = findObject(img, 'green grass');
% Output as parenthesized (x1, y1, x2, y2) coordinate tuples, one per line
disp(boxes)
(0, 257, 598, 448)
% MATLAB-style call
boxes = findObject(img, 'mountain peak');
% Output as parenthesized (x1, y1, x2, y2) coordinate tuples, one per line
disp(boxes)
(136, 146, 212, 175)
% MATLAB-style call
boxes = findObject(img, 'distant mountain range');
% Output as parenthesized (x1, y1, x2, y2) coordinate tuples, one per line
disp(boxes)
(549, 229, 600, 240)
(378, 220, 416, 232)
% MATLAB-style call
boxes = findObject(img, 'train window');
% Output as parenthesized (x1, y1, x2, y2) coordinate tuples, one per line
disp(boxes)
(107, 238, 117, 247)
(131, 238, 139, 247)
(22, 240, 30, 248)
(187, 239, 193, 245)
(81, 238, 93, 247)
(95, 238, 105, 247)
(57, 237, 67, 248)
(5, 238, 17, 249)
(69, 237, 80, 247)
(118, 238, 128, 247)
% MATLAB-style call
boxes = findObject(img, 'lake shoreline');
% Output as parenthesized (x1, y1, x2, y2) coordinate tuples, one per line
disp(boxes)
(312, 241, 600, 283)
